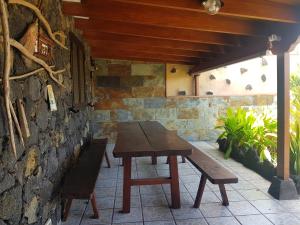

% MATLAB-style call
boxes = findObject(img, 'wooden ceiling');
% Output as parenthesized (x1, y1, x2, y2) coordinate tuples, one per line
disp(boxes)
(62, 0, 300, 73)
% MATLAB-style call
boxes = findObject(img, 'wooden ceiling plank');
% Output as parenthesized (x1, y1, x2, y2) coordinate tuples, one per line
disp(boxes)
(109, 0, 300, 23)
(89, 40, 218, 58)
(75, 19, 242, 46)
(189, 43, 267, 74)
(92, 54, 195, 65)
(63, 1, 282, 37)
(85, 32, 226, 53)
(91, 48, 205, 62)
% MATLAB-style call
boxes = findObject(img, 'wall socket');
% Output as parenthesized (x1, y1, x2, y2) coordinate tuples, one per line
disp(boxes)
(45, 219, 52, 225)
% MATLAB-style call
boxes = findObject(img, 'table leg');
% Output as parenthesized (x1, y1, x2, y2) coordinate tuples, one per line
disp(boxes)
(151, 156, 157, 165)
(122, 157, 132, 213)
(169, 155, 180, 209)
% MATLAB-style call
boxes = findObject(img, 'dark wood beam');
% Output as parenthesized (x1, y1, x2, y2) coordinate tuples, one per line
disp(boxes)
(85, 32, 226, 53)
(110, 0, 300, 23)
(89, 40, 218, 58)
(63, 1, 283, 37)
(75, 19, 242, 46)
(92, 54, 194, 65)
(189, 42, 267, 74)
(91, 48, 202, 63)
(91, 46, 214, 62)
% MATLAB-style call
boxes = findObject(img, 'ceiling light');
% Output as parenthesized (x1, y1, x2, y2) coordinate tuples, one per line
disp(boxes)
(202, 0, 224, 15)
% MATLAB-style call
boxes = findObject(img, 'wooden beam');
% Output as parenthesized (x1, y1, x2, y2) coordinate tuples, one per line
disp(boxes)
(92, 55, 194, 65)
(63, 1, 282, 37)
(85, 33, 226, 53)
(189, 42, 267, 74)
(75, 19, 242, 46)
(91, 50, 201, 64)
(89, 40, 218, 58)
(110, 0, 300, 23)
(276, 53, 290, 180)
(91, 48, 202, 63)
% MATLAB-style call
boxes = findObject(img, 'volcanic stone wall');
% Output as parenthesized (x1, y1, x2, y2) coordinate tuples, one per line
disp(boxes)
(0, 1, 92, 224)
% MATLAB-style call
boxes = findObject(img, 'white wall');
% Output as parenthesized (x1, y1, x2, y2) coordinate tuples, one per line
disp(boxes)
(197, 56, 277, 97)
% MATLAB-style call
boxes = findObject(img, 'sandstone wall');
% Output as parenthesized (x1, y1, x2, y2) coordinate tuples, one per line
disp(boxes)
(93, 59, 276, 143)
(0, 1, 92, 224)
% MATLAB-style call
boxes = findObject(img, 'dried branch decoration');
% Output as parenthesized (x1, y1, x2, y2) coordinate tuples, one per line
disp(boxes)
(0, 0, 16, 156)
(8, 0, 68, 50)
(0, 0, 68, 157)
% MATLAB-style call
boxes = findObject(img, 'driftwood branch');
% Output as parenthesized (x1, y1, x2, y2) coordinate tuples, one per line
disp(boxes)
(0, 0, 16, 157)
(9, 100, 25, 147)
(8, 0, 68, 50)
(10, 39, 66, 88)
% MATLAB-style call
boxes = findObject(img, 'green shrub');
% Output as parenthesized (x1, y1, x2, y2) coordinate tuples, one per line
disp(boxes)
(216, 108, 277, 163)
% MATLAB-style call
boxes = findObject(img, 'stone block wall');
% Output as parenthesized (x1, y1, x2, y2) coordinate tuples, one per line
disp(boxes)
(93, 60, 276, 143)
(0, 2, 92, 225)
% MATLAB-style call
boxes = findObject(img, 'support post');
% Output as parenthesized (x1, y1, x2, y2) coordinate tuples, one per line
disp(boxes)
(268, 53, 298, 200)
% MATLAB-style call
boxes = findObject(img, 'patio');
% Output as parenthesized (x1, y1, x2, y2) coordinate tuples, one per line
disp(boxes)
(63, 142, 300, 225)
(2, 1, 300, 225)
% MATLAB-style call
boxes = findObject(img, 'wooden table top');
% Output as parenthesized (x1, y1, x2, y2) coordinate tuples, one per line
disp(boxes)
(113, 121, 193, 158)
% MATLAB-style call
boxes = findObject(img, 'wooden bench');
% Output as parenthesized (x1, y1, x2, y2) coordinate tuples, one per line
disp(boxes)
(186, 147, 238, 207)
(61, 138, 108, 221)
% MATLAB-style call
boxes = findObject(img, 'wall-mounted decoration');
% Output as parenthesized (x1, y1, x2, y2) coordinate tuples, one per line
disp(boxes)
(17, 99, 30, 139)
(70, 32, 87, 107)
(0, 0, 67, 157)
(34, 26, 55, 63)
(225, 79, 231, 85)
(46, 85, 57, 111)
(261, 74, 267, 82)
(178, 90, 186, 96)
(261, 57, 268, 66)
(170, 67, 177, 74)
(245, 84, 253, 91)
(240, 68, 248, 74)
(209, 74, 216, 80)
(206, 91, 214, 95)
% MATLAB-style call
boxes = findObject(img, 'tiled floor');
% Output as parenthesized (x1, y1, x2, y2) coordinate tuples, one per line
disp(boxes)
(62, 142, 300, 225)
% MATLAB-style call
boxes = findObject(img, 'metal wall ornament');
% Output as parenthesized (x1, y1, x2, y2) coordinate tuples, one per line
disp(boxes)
(209, 74, 216, 80)
(240, 68, 248, 74)
(245, 84, 253, 91)
(170, 67, 177, 74)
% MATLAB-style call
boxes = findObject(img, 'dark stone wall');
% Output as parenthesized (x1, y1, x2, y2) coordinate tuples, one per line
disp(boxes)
(0, 1, 92, 224)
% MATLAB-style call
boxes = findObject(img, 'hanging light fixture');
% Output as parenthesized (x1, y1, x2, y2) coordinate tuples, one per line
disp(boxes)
(202, 0, 224, 15)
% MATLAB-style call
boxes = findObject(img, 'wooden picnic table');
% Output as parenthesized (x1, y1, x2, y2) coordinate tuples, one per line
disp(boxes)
(113, 121, 193, 213)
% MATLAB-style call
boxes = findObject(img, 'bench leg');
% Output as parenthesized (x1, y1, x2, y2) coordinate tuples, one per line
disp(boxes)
(122, 157, 132, 213)
(151, 156, 157, 165)
(193, 175, 207, 208)
(62, 198, 73, 221)
(169, 155, 180, 209)
(105, 151, 111, 168)
(219, 184, 229, 206)
(181, 156, 186, 163)
(90, 192, 99, 219)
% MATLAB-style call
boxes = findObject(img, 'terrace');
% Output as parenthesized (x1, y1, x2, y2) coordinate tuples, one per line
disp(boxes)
(1, 0, 300, 225)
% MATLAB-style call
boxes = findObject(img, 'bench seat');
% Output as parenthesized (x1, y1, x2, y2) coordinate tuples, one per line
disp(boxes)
(187, 147, 238, 207)
(61, 138, 108, 221)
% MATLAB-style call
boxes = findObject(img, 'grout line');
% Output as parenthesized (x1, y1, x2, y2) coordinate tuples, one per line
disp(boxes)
(111, 157, 121, 225)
